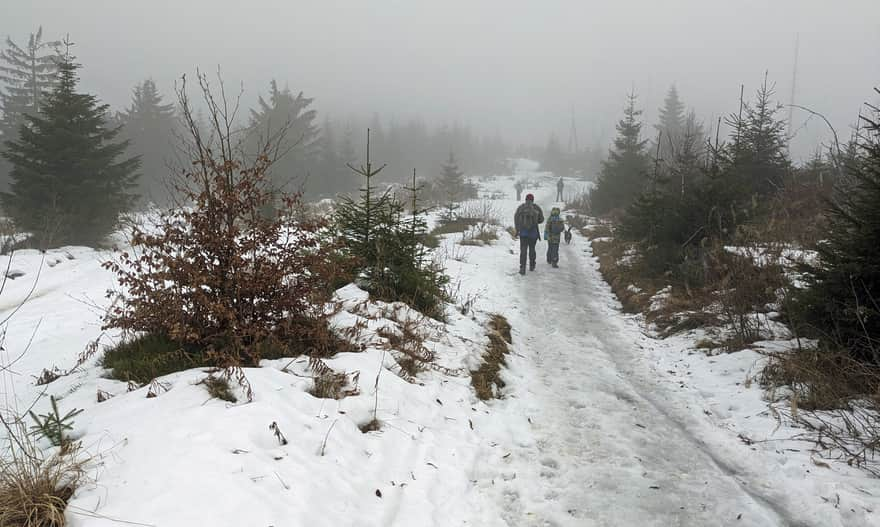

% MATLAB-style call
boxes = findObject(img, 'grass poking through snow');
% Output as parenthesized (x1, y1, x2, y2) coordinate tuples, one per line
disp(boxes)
(471, 314, 512, 400)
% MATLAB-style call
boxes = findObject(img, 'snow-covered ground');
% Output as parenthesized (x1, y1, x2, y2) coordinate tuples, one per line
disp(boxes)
(0, 159, 877, 526)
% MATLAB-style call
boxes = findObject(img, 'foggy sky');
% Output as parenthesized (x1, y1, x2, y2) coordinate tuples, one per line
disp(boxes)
(3, 0, 879, 162)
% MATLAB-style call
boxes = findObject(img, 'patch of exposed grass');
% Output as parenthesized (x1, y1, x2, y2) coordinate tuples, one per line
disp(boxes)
(103, 319, 357, 385)
(488, 314, 512, 344)
(471, 227, 500, 245)
(582, 222, 613, 239)
(200, 374, 237, 402)
(590, 236, 731, 337)
(471, 314, 512, 400)
(430, 218, 479, 236)
(590, 238, 657, 314)
(101, 333, 203, 384)
(694, 338, 720, 350)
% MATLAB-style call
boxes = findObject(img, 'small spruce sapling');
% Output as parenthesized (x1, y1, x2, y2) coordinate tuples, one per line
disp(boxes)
(28, 395, 83, 447)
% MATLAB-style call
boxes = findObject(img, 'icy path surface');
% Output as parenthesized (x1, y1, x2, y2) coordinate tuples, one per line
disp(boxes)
(465, 169, 795, 526)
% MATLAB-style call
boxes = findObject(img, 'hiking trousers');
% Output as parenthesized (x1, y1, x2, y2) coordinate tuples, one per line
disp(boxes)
(520, 236, 538, 270)
(547, 242, 560, 264)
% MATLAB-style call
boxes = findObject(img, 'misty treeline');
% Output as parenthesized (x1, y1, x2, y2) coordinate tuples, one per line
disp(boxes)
(0, 27, 510, 248)
(537, 132, 603, 180)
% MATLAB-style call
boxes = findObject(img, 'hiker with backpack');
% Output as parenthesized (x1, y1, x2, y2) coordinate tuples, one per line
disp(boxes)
(544, 207, 565, 268)
(514, 193, 544, 275)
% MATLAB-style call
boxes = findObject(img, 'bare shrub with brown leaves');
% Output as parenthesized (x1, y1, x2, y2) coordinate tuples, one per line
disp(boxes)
(103, 71, 343, 373)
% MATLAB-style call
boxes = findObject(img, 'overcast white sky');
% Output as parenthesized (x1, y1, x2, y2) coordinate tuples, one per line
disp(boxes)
(3, 0, 879, 161)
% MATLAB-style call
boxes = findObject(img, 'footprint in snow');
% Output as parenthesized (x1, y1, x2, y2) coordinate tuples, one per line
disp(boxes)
(540, 458, 560, 470)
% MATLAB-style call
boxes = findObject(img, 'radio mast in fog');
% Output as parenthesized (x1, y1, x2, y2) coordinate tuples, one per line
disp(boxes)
(567, 105, 579, 153)
(786, 33, 800, 148)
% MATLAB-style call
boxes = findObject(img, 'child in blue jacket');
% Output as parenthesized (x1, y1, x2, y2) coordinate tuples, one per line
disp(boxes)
(544, 207, 565, 268)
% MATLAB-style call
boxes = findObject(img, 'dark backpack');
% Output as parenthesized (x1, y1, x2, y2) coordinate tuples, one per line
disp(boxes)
(519, 204, 540, 230)
(548, 217, 565, 234)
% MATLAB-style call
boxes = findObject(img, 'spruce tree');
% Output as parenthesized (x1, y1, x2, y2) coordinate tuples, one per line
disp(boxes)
(724, 76, 790, 199)
(0, 28, 62, 189)
(591, 92, 650, 215)
(247, 80, 318, 194)
(653, 84, 686, 162)
(119, 79, 176, 207)
(791, 93, 880, 364)
(1, 53, 139, 247)
(335, 131, 447, 318)
(438, 152, 468, 220)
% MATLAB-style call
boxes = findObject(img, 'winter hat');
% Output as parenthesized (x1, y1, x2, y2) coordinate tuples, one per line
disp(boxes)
(525, 193, 534, 201)
(551, 207, 560, 215)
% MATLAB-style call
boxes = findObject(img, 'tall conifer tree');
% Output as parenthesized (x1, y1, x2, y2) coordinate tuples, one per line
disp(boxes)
(120, 79, 176, 207)
(591, 92, 650, 214)
(1, 52, 139, 247)
(792, 93, 880, 364)
(0, 27, 61, 189)
(247, 80, 318, 194)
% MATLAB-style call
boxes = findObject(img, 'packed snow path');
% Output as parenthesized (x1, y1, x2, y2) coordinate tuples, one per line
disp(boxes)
(466, 173, 797, 526)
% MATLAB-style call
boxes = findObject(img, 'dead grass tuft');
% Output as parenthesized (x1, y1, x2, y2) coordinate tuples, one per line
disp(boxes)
(200, 374, 237, 403)
(471, 314, 512, 400)
(0, 421, 86, 527)
(590, 238, 657, 314)
(760, 346, 880, 474)
(581, 222, 613, 240)
(307, 357, 358, 400)
(358, 419, 382, 433)
(761, 347, 880, 411)
(488, 314, 512, 344)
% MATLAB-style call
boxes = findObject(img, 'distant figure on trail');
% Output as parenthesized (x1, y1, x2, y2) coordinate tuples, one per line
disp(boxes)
(556, 177, 564, 201)
(514, 193, 544, 275)
(514, 180, 524, 201)
(544, 207, 565, 268)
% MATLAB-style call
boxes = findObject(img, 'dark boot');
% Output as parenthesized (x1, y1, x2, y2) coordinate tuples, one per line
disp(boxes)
(529, 262, 536, 271)
(552, 262, 559, 268)
(519, 266, 526, 275)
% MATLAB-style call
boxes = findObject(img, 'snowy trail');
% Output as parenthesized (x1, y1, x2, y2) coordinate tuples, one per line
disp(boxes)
(465, 172, 796, 526)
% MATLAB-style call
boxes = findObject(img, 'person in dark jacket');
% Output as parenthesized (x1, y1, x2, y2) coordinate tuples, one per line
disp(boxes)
(556, 177, 564, 201)
(544, 207, 565, 268)
(514, 193, 544, 275)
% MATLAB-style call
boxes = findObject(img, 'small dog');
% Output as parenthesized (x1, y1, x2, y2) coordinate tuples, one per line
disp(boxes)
(563, 225, 573, 245)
